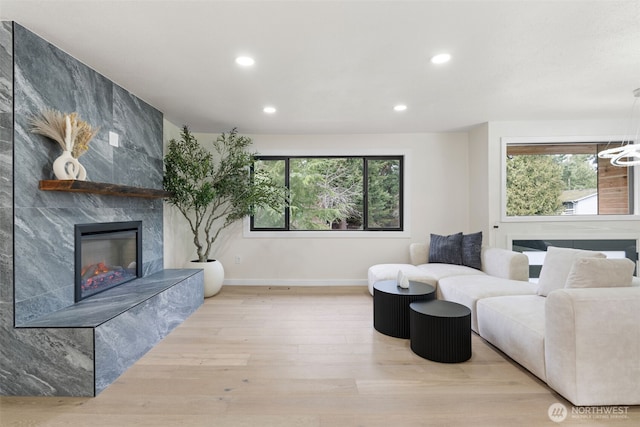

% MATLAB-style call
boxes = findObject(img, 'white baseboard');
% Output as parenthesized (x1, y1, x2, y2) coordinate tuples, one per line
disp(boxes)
(223, 279, 368, 287)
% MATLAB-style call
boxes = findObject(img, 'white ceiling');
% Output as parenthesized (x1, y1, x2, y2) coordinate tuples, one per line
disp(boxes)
(1, 0, 640, 134)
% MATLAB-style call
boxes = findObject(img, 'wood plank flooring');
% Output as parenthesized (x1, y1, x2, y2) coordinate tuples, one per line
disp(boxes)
(1, 286, 638, 426)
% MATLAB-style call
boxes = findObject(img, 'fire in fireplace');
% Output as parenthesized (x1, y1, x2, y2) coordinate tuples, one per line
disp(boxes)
(74, 221, 142, 301)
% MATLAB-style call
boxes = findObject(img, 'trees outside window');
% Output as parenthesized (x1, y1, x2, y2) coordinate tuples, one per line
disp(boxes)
(367, 158, 402, 228)
(506, 154, 564, 216)
(252, 156, 403, 231)
(506, 142, 633, 217)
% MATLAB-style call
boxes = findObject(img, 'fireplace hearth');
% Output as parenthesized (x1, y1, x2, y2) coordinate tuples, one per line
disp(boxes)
(75, 221, 142, 301)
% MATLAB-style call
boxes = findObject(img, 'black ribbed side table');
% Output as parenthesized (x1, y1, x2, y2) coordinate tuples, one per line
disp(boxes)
(373, 280, 435, 338)
(409, 300, 471, 363)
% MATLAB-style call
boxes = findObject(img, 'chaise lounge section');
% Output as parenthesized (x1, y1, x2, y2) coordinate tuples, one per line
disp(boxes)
(367, 237, 640, 406)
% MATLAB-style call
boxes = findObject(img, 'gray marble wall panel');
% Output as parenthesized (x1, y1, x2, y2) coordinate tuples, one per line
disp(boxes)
(0, 21, 11, 305)
(95, 271, 203, 394)
(0, 22, 12, 113)
(112, 147, 163, 189)
(0, 113, 12, 210)
(113, 85, 163, 161)
(12, 23, 165, 322)
(0, 307, 95, 396)
(0, 208, 12, 303)
(13, 24, 113, 128)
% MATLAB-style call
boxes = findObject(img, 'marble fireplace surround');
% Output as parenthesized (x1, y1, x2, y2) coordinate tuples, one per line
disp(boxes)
(0, 22, 204, 396)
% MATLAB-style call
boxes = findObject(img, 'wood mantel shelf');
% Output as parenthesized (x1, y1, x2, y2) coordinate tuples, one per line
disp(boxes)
(39, 180, 171, 199)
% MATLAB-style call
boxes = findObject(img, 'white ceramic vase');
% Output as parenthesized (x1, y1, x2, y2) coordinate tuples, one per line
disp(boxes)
(53, 150, 87, 180)
(186, 259, 224, 297)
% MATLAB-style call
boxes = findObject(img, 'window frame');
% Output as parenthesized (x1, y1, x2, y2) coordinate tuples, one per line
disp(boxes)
(250, 155, 404, 232)
(501, 136, 639, 222)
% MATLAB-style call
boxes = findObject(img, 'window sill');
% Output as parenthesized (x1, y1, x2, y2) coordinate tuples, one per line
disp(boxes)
(500, 214, 640, 223)
(243, 228, 410, 239)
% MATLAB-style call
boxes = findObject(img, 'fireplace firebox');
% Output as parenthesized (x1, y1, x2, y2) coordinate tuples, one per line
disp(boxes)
(74, 221, 142, 301)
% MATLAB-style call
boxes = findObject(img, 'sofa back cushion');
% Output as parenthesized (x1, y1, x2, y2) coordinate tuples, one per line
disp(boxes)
(462, 232, 483, 270)
(410, 242, 429, 265)
(537, 246, 605, 296)
(565, 257, 635, 289)
(429, 233, 463, 265)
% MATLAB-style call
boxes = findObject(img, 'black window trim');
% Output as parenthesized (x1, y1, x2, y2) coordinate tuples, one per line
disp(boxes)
(250, 155, 404, 232)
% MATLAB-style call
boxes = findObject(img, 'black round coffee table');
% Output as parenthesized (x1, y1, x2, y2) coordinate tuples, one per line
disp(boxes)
(409, 300, 471, 363)
(373, 280, 436, 338)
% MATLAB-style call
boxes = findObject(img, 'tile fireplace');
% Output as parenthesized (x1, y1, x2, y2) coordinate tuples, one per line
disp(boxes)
(1, 23, 203, 397)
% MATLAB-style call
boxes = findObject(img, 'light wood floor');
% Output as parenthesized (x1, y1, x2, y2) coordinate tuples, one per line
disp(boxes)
(1, 286, 638, 426)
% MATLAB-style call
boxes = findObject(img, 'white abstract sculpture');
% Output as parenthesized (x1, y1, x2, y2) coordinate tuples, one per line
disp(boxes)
(397, 270, 410, 289)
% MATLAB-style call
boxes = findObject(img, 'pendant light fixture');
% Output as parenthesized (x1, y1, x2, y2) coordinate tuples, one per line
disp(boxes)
(597, 88, 640, 166)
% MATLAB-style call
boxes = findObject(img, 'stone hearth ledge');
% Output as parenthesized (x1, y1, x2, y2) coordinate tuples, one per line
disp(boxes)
(20, 269, 202, 328)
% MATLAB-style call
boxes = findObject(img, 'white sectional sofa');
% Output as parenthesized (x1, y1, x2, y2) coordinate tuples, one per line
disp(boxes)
(368, 241, 640, 406)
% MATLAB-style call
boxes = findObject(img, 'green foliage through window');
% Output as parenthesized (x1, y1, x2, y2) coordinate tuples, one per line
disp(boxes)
(506, 155, 564, 216)
(505, 141, 632, 216)
(252, 156, 403, 231)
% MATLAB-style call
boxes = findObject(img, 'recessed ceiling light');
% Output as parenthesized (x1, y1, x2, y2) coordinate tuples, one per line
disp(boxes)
(394, 104, 408, 112)
(263, 106, 277, 114)
(430, 53, 451, 64)
(235, 56, 255, 66)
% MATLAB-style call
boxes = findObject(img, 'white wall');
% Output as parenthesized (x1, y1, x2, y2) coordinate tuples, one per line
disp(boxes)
(483, 120, 640, 250)
(468, 123, 491, 245)
(163, 126, 471, 285)
(163, 120, 196, 269)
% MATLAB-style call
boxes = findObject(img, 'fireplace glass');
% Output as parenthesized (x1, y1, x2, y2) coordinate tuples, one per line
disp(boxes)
(75, 221, 142, 301)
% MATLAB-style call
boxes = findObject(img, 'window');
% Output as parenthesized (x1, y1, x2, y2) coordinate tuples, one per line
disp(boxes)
(251, 156, 403, 231)
(504, 140, 634, 218)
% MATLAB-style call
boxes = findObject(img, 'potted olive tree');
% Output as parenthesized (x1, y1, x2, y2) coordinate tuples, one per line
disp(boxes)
(163, 125, 286, 296)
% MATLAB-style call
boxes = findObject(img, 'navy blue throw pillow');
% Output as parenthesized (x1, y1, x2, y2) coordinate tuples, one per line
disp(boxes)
(429, 233, 463, 265)
(462, 232, 483, 270)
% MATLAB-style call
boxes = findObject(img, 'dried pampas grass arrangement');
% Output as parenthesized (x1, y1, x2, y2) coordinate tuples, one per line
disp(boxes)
(30, 108, 99, 158)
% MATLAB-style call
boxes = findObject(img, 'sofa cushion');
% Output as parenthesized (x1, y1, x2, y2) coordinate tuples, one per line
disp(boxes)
(537, 246, 605, 296)
(477, 295, 547, 381)
(438, 275, 537, 332)
(428, 232, 463, 265)
(565, 257, 635, 289)
(481, 247, 529, 281)
(462, 232, 482, 270)
(367, 264, 437, 295)
(416, 263, 486, 282)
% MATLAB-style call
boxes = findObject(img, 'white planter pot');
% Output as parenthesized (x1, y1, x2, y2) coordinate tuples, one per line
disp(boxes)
(186, 259, 224, 297)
